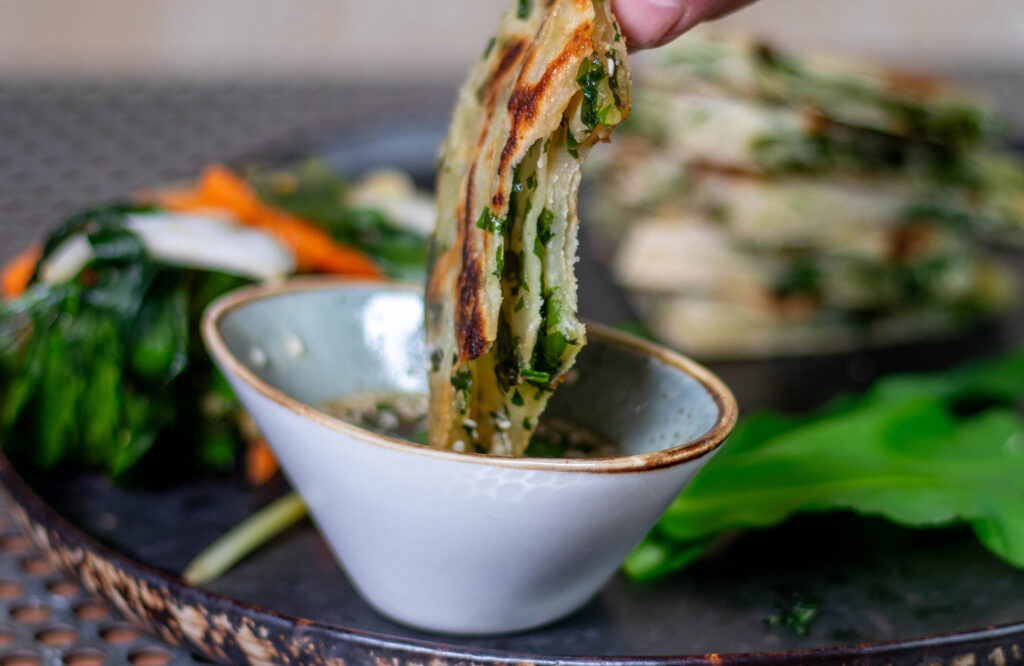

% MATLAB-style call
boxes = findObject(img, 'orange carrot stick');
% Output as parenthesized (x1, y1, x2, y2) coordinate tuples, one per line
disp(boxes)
(1, 244, 41, 299)
(158, 165, 383, 278)
(245, 437, 280, 487)
(193, 165, 263, 219)
(149, 187, 217, 214)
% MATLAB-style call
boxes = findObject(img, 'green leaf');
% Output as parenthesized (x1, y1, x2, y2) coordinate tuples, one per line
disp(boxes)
(195, 431, 237, 472)
(130, 280, 188, 383)
(621, 534, 714, 582)
(78, 314, 124, 464)
(36, 329, 84, 468)
(107, 392, 160, 477)
(522, 434, 565, 458)
(482, 36, 496, 58)
(624, 346, 1024, 580)
(536, 208, 555, 245)
(475, 206, 506, 234)
(521, 368, 551, 385)
(576, 52, 609, 130)
(541, 331, 569, 369)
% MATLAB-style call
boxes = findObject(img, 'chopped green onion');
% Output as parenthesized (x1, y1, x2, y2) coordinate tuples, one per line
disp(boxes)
(475, 207, 505, 234)
(521, 368, 551, 384)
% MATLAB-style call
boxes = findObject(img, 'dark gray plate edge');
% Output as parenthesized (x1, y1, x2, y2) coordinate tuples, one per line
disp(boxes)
(3, 454, 1024, 666)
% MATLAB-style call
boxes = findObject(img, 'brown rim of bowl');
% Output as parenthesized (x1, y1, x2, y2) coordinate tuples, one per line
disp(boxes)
(201, 276, 738, 474)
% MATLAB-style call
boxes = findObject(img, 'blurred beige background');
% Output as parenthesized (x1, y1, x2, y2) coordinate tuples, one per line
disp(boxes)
(0, 0, 1021, 81)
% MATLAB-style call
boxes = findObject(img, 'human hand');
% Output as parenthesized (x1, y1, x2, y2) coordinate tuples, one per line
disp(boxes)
(610, 0, 757, 49)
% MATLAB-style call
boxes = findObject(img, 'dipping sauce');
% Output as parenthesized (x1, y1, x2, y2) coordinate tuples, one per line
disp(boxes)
(320, 393, 617, 458)
(321, 393, 429, 444)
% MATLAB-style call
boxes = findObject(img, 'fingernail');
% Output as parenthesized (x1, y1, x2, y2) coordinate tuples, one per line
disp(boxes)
(612, 0, 689, 49)
(658, 3, 700, 44)
(650, 0, 692, 46)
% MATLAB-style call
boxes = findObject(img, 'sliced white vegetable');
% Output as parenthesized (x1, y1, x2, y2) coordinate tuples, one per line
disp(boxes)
(37, 212, 296, 285)
(126, 212, 295, 280)
(351, 168, 435, 235)
(39, 234, 94, 285)
(369, 197, 436, 235)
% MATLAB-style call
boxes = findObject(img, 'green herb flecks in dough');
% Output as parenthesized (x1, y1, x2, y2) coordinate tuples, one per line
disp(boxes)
(425, 0, 630, 455)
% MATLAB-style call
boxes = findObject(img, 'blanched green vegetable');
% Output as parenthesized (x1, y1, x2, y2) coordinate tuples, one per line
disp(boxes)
(0, 205, 250, 477)
(1, 163, 430, 481)
(625, 346, 1024, 580)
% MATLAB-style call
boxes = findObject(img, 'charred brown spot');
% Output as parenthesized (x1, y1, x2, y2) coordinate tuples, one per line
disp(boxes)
(884, 71, 942, 99)
(456, 256, 488, 360)
(469, 40, 530, 252)
(888, 223, 933, 263)
(805, 110, 829, 134)
(499, 134, 519, 177)
(455, 169, 489, 360)
(499, 24, 592, 175)
(453, 42, 535, 364)
(478, 39, 527, 107)
(491, 40, 527, 89)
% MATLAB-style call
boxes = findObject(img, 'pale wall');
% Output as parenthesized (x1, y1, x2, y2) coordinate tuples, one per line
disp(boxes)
(0, 0, 1021, 81)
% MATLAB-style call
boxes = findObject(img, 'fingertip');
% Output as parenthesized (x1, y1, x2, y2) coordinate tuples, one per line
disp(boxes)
(610, 0, 689, 49)
(614, 0, 753, 49)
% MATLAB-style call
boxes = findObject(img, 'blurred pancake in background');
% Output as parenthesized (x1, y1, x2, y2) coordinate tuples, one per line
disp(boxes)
(587, 31, 1024, 359)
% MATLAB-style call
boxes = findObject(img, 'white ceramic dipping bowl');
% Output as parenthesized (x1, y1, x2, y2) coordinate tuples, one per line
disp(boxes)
(202, 278, 737, 635)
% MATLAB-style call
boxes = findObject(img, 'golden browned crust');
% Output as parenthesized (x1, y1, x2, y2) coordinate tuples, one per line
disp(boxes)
(499, 25, 592, 178)
(426, 0, 630, 453)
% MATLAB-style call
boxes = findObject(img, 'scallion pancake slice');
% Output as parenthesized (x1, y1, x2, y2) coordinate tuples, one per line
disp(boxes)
(426, 0, 630, 455)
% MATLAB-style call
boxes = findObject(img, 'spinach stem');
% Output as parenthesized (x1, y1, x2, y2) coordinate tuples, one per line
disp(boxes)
(182, 491, 307, 586)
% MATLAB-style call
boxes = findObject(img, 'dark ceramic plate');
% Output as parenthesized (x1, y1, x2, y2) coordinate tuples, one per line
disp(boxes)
(4, 124, 1024, 666)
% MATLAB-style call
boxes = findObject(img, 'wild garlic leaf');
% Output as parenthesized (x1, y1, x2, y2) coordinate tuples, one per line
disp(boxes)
(624, 347, 1024, 580)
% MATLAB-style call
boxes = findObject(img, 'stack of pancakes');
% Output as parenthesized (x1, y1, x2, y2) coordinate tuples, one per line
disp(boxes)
(588, 33, 1023, 359)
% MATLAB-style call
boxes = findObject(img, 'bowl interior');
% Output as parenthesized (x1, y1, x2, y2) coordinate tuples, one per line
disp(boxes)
(212, 281, 724, 457)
